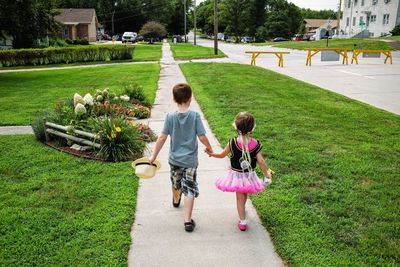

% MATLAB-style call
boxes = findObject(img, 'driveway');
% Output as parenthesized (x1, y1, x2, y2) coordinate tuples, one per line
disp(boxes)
(188, 34, 400, 115)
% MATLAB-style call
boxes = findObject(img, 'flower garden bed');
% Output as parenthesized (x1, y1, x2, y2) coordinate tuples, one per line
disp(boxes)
(32, 83, 156, 162)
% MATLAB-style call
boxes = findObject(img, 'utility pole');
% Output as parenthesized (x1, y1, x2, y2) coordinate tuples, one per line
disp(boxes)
(112, 2, 118, 37)
(184, 0, 187, 42)
(214, 0, 218, 55)
(337, 0, 342, 36)
(194, 0, 197, 45)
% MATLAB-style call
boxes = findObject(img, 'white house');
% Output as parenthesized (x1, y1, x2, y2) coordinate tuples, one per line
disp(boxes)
(340, 0, 400, 37)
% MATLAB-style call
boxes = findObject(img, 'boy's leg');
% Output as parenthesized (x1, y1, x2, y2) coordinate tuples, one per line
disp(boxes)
(170, 165, 183, 207)
(181, 167, 199, 223)
(184, 196, 194, 222)
(236, 192, 247, 220)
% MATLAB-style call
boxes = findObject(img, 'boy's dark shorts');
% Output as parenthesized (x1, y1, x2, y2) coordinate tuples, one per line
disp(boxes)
(169, 164, 199, 198)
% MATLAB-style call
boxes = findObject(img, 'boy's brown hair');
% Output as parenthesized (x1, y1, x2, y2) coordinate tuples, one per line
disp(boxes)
(234, 112, 255, 134)
(173, 83, 192, 104)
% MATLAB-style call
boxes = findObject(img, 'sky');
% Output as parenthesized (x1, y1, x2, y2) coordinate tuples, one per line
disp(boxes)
(196, 0, 340, 11)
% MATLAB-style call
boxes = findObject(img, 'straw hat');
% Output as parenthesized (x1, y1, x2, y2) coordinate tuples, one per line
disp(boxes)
(131, 157, 161, 179)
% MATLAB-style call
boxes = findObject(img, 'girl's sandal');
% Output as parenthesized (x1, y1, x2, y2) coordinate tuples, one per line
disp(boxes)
(184, 219, 196, 232)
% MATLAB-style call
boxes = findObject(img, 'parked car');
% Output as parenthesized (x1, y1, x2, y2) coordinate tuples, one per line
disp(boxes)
(102, 33, 111, 40)
(172, 35, 183, 43)
(293, 34, 303, 41)
(309, 34, 316, 41)
(122, 32, 137, 43)
(241, 36, 254, 43)
(302, 33, 314, 41)
(273, 37, 287, 42)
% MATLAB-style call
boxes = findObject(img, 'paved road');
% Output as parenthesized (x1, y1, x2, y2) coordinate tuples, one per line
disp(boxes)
(189, 34, 400, 115)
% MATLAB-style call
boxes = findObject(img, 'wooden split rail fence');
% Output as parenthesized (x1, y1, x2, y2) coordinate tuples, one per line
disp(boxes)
(44, 120, 101, 149)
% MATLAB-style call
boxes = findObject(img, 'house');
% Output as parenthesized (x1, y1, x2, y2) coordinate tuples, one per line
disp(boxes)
(55, 8, 99, 42)
(340, 0, 400, 37)
(303, 19, 339, 39)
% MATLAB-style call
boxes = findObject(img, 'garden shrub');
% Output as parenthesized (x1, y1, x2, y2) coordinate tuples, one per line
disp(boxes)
(32, 87, 153, 162)
(390, 24, 400, 36)
(31, 112, 48, 142)
(91, 117, 146, 162)
(0, 45, 134, 67)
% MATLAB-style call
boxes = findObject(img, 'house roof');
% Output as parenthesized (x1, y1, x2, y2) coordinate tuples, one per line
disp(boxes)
(55, 8, 97, 24)
(304, 19, 329, 28)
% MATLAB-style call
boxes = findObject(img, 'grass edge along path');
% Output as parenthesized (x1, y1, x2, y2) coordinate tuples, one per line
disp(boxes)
(169, 42, 226, 60)
(254, 38, 395, 50)
(0, 63, 160, 126)
(0, 135, 138, 266)
(180, 62, 400, 266)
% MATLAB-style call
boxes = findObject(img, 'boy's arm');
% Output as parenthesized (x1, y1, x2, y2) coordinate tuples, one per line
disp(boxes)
(149, 133, 168, 163)
(256, 152, 272, 178)
(206, 143, 230, 158)
(198, 135, 213, 154)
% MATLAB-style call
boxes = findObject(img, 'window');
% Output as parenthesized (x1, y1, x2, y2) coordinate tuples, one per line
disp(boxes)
(361, 0, 365, 5)
(383, 14, 390, 25)
(369, 32, 374, 37)
(353, 17, 356, 26)
(348, 0, 351, 8)
(384, 0, 390, 3)
(370, 15, 376, 22)
(360, 16, 364, 26)
(346, 17, 350, 26)
(355, 0, 358, 4)
(372, 0, 378, 5)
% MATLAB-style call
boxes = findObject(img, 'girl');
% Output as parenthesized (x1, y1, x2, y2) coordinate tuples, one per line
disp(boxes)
(206, 112, 273, 231)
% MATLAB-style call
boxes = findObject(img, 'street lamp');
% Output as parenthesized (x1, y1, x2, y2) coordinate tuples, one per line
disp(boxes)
(112, 2, 118, 37)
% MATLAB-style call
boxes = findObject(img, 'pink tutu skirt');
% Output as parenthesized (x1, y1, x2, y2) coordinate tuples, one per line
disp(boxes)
(215, 169, 265, 194)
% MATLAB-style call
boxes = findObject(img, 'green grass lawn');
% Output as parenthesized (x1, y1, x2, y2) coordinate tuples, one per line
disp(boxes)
(0, 64, 160, 125)
(169, 43, 226, 60)
(0, 135, 137, 266)
(180, 63, 400, 266)
(133, 43, 162, 61)
(255, 38, 394, 50)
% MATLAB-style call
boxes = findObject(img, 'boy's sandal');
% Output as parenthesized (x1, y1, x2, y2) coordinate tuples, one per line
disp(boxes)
(184, 219, 196, 232)
(172, 193, 182, 208)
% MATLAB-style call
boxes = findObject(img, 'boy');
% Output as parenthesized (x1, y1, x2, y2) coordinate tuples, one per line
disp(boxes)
(149, 83, 213, 232)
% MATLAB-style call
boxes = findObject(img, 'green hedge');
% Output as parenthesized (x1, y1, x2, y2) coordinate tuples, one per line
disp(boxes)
(0, 45, 135, 67)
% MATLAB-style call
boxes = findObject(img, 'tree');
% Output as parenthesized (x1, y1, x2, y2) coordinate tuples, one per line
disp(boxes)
(0, 0, 61, 48)
(139, 21, 167, 43)
(220, 0, 250, 42)
(248, 0, 267, 40)
(300, 8, 337, 19)
(390, 24, 400, 36)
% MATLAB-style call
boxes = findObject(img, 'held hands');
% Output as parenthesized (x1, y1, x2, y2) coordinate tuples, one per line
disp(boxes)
(204, 147, 214, 157)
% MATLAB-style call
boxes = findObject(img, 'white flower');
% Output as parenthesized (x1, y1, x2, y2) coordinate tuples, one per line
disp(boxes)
(96, 95, 104, 102)
(83, 93, 94, 106)
(74, 103, 87, 115)
(120, 95, 130, 102)
(73, 93, 85, 106)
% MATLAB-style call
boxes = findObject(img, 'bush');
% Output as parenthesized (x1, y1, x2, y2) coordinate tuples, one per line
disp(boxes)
(92, 117, 146, 161)
(0, 45, 135, 67)
(31, 113, 48, 142)
(139, 21, 167, 43)
(129, 104, 151, 119)
(122, 82, 147, 104)
(390, 24, 400, 36)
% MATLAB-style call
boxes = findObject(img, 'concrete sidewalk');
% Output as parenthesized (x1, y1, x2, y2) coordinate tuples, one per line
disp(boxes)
(128, 43, 284, 266)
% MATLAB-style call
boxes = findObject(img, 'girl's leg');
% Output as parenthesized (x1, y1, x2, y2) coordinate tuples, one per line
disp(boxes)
(236, 192, 248, 220)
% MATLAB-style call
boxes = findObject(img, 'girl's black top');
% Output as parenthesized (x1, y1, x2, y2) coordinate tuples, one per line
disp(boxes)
(229, 138, 262, 172)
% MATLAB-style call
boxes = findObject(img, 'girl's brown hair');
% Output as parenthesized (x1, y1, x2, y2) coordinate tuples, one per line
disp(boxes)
(234, 112, 255, 134)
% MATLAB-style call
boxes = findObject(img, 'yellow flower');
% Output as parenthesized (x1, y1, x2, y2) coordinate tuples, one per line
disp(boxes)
(111, 132, 117, 139)
(115, 127, 121, 133)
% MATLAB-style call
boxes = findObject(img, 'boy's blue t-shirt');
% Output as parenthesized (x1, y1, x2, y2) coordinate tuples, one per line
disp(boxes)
(162, 110, 206, 168)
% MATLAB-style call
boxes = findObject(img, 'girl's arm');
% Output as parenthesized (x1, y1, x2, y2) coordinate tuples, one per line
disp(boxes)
(256, 152, 272, 178)
(206, 143, 230, 158)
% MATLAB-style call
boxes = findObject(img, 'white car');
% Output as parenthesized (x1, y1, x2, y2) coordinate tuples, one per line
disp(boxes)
(122, 32, 137, 43)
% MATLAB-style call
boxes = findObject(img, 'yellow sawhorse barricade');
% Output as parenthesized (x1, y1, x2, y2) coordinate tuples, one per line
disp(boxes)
(305, 48, 349, 66)
(245, 51, 290, 67)
(351, 49, 393, 64)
